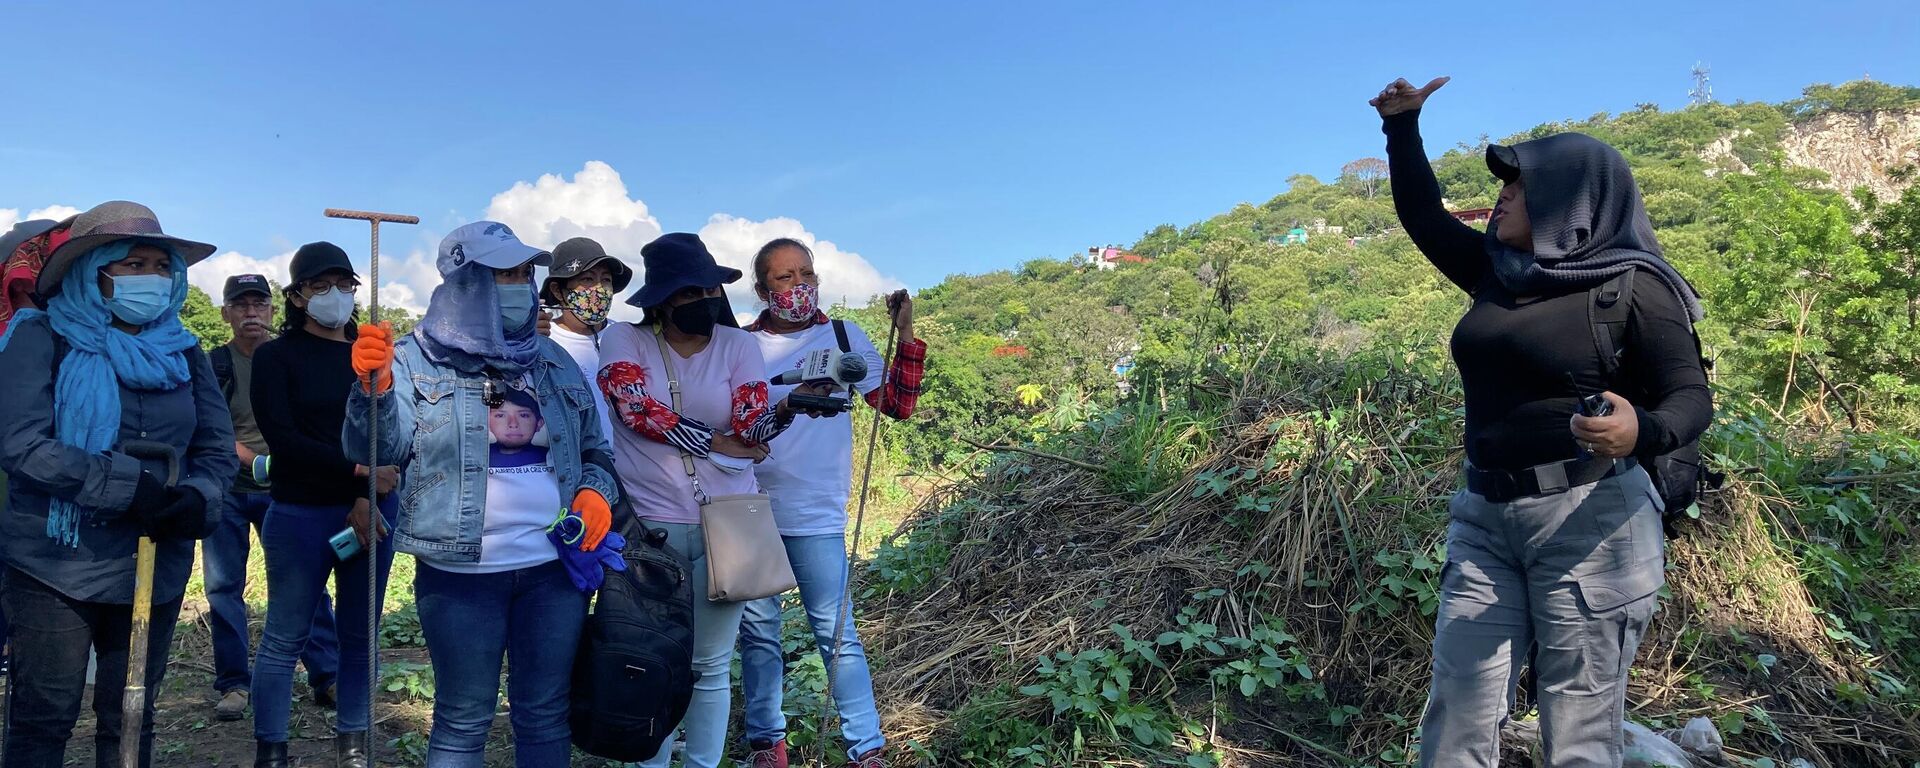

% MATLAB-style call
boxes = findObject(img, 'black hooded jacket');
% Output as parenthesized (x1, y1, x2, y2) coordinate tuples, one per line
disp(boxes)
(1383, 110, 1712, 472)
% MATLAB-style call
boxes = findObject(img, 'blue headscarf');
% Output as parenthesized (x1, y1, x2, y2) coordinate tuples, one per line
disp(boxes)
(417, 261, 542, 374)
(33, 241, 199, 545)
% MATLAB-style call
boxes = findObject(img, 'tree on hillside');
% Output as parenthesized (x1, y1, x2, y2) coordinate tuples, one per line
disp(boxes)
(1858, 183, 1920, 337)
(1340, 157, 1389, 199)
(181, 286, 230, 349)
(1716, 161, 1915, 405)
(1788, 80, 1920, 118)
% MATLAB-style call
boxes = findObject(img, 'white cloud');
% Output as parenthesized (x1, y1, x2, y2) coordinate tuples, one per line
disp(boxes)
(697, 213, 905, 315)
(0, 205, 81, 233)
(370, 247, 440, 315)
(483, 161, 663, 257)
(476, 161, 904, 323)
(187, 249, 296, 301)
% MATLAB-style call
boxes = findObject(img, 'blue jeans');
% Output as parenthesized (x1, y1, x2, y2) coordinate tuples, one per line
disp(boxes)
(739, 533, 885, 760)
(414, 560, 586, 768)
(250, 498, 396, 742)
(204, 490, 340, 694)
(641, 522, 748, 768)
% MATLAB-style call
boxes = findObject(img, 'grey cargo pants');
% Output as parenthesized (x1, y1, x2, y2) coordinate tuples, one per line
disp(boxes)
(1418, 463, 1665, 768)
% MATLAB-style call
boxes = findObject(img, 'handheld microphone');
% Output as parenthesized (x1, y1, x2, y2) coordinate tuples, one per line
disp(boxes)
(775, 349, 868, 416)
(772, 349, 869, 388)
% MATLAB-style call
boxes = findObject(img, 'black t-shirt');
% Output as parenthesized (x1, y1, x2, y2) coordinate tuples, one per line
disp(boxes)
(1384, 111, 1712, 471)
(251, 327, 362, 505)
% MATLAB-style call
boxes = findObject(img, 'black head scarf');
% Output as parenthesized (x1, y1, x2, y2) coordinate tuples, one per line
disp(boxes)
(1485, 132, 1705, 322)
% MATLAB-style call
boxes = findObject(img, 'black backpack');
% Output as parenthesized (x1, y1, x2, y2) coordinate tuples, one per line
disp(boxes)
(1588, 269, 1724, 537)
(210, 344, 237, 401)
(569, 459, 697, 762)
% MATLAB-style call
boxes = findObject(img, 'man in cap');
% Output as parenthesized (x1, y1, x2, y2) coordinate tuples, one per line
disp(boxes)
(539, 236, 633, 442)
(202, 274, 342, 722)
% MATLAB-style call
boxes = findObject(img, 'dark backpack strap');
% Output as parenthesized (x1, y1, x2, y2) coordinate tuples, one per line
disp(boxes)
(210, 344, 236, 401)
(831, 319, 852, 354)
(1589, 269, 1635, 381)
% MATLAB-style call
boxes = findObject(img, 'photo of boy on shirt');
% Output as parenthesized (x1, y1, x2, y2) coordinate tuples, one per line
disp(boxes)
(488, 388, 551, 467)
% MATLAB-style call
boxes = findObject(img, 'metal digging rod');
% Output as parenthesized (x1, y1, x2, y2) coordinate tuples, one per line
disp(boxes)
(324, 208, 417, 764)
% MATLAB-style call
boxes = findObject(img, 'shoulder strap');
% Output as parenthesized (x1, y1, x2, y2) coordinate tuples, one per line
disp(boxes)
(651, 327, 707, 505)
(831, 319, 852, 354)
(210, 344, 236, 400)
(1589, 269, 1635, 380)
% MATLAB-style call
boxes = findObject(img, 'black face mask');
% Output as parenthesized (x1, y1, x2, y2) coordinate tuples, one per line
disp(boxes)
(668, 296, 727, 337)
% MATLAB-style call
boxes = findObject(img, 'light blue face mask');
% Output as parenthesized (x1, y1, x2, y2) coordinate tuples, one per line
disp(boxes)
(107, 274, 175, 326)
(498, 283, 536, 333)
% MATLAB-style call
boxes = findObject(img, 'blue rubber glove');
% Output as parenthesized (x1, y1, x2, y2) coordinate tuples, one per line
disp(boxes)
(548, 514, 627, 593)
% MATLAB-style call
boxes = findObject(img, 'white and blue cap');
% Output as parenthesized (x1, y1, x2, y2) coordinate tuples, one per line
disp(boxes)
(436, 221, 552, 276)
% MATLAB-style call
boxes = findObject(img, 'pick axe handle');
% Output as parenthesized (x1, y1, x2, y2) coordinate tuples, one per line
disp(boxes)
(118, 441, 179, 768)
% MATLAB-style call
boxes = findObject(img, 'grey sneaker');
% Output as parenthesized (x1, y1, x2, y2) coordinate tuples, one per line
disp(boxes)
(216, 689, 250, 721)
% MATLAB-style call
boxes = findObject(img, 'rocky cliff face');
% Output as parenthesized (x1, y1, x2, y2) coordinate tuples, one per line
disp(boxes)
(1706, 110, 1920, 200)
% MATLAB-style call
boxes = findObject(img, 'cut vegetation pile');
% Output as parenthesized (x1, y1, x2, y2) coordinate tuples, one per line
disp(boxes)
(861, 359, 1920, 767)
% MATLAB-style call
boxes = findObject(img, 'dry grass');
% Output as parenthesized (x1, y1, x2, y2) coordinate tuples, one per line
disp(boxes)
(863, 369, 1920, 766)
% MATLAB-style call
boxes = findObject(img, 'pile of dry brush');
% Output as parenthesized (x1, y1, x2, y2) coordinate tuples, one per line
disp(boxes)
(862, 367, 1920, 767)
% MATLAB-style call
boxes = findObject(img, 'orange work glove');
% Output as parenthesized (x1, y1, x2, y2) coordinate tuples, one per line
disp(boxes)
(351, 322, 395, 394)
(572, 488, 611, 552)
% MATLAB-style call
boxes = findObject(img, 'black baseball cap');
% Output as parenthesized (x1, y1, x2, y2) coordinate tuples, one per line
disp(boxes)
(289, 241, 358, 284)
(543, 237, 633, 296)
(223, 274, 272, 303)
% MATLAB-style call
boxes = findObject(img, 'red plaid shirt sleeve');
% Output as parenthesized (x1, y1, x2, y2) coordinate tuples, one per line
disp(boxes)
(864, 337, 927, 420)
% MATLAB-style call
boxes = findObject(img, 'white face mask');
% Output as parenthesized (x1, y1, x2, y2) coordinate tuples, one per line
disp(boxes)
(306, 290, 355, 329)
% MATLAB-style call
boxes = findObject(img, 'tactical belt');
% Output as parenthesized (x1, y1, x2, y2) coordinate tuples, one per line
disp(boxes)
(1466, 455, 1636, 503)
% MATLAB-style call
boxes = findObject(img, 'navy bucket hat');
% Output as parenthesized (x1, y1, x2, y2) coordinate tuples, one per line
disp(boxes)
(627, 233, 742, 309)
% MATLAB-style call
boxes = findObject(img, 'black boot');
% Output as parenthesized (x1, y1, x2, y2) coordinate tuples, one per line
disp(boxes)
(253, 741, 289, 768)
(337, 732, 370, 768)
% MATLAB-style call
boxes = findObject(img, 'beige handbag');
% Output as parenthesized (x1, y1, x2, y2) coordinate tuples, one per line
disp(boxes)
(653, 330, 795, 602)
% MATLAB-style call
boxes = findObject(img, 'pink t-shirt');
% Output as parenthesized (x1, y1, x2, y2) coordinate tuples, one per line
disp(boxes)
(597, 323, 767, 525)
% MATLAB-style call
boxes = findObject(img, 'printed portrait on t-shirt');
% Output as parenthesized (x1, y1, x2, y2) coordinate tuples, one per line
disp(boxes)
(488, 388, 551, 467)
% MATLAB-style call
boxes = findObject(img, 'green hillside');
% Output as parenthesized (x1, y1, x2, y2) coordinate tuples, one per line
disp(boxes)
(850, 80, 1920, 767)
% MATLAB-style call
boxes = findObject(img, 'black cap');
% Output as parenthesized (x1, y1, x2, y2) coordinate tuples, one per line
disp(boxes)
(544, 237, 633, 295)
(223, 273, 272, 303)
(1487, 144, 1522, 183)
(289, 241, 357, 284)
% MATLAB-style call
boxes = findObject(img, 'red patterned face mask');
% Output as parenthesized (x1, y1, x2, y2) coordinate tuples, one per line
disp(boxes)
(767, 282, 818, 323)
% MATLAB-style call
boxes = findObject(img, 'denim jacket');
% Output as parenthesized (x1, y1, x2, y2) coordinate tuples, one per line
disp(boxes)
(343, 331, 618, 563)
(0, 314, 237, 604)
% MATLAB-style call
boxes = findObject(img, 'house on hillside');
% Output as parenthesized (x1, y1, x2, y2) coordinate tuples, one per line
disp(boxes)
(1450, 208, 1494, 227)
(1089, 245, 1152, 270)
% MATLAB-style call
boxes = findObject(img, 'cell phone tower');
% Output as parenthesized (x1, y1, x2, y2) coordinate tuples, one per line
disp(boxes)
(1689, 62, 1714, 107)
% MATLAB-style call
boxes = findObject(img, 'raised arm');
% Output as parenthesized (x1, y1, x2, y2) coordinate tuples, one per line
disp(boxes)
(343, 324, 414, 468)
(1374, 77, 1490, 293)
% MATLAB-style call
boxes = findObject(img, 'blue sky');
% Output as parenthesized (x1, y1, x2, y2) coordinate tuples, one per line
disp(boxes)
(4, 1, 1915, 312)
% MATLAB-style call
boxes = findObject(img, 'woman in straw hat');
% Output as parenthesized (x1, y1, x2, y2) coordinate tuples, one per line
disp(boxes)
(0, 201, 235, 768)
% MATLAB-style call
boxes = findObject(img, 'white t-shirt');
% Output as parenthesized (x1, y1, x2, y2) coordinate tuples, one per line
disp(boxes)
(598, 323, 768, 526)
(429, 395, 564, 574)
(550, 324, 616, 443)
(752, 320, 887, 536)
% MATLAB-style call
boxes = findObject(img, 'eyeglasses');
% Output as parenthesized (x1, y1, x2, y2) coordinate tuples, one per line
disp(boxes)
(300, 279, 360, 297)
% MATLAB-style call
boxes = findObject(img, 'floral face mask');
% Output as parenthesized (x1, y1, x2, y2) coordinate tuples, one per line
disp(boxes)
(768, 281, 819, 324)
(562, 284, 613, 327)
